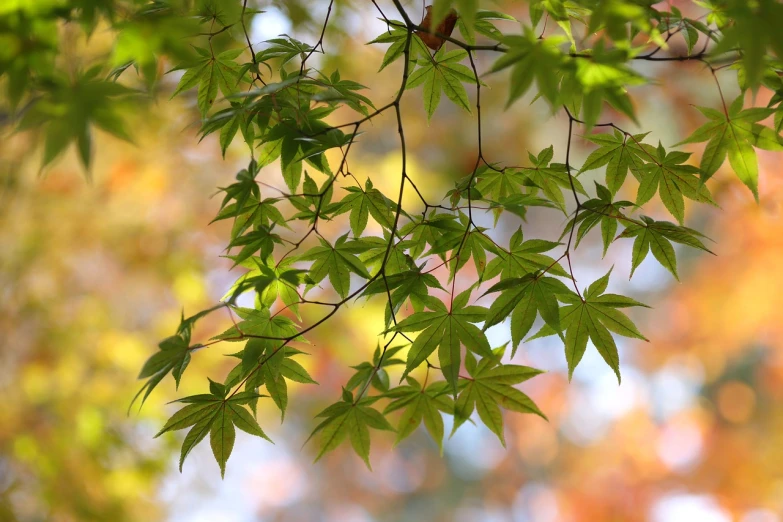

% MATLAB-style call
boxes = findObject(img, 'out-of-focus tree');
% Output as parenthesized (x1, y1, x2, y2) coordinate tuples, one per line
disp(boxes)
(2, 1, 783, 520)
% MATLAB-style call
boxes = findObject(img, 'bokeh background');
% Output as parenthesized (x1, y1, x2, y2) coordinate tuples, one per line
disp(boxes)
(2, 1, 783, 521)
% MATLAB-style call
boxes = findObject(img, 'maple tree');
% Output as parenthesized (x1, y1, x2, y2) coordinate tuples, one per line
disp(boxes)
(4, 0, 783, 478)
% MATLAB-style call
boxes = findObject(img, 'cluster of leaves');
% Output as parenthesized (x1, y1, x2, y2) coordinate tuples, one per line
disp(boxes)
(5, 0, 783, 477)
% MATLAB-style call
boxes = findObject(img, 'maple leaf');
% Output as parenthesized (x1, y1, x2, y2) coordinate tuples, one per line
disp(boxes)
(528, 269, 649, 382)
(636, 142, 715, 224)
(678, 96, 783, 200)
(452, 348, 546, 445)
(617, 216, 714, 280)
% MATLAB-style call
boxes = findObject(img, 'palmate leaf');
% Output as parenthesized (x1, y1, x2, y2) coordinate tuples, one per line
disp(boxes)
(657, 8, 715, 55)
(561, 182, 635, 256)
(579, 130, 654, 194)
(299, 234, 373, 298)
(334, 179, 395, 236)
(399, 211, 465, 260)
(213, 161, 260, 220)
(361, 268, 446, 328)
(677, 96, 783, 200)
(198, 98, 257, 157)
(132, 304, 224, 411)
(474, 163, 529, 202)
(226, 221, 285, 269)
(712, 1, 783, 88)
(368, 23, 431, 71)
(358, 235, 416, 277)
(490, 28, 566, 106)
(255, 36, 314, 70)
(345, 345, 407, 394)
(456, 10, 517, 45)
(290, 173, 336, 224)
(313, 70, 377, 116)
(483, 273, 572, 354)
(617, 216, 715, 280)
(569, 42, 647, 127)
(223, 257, 306, 318)
(528, 269, 649, 382)
(513, 146, 588, 214)
(389, 289, 494, 393)
(384, 378, 453, 451)
(635, 142, 716, 224)
(156, 384, 271, 478)
(483, 226, 568, 280)
(223, 341, 317, 419)
(17, 69, 136, 171)
(445, 225, 496, 281)
(307, 395, 395, 469)
(171, 48, 245, 116)
(452, 348, 546, 445)
(211, 307, 303, 348)
(406, 47, 476, 120)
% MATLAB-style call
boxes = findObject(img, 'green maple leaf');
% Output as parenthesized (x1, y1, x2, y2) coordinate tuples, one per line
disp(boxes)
(17, 69, 136, 171)
(171, 48, 244, 116)
(711, 1, 783, 88)
(579, 130, 654, 195)
(384, 378, 453, 451)
(390, 289, 494, 393)
(445, 226, 496, 281)
(585, 0, 656, 43)
(345, 345, 407, 393)
(362, 268, 446, 327)
(254, 36, 314, 69)
(226, 224, 284, 268)
(300, 234, 372, 298)
(290, 172, 335, 224)
(657, 8, 714, 55)
(452, 350, 546, 445)
(562, 182, 635, 256)
(198, 98, 256, 157)
(617, 216, 714, 280)
(406, 47, 475, 120)
(569, 42, 647, 127)
(358, 235, 415, 276)
(212, 195, 287, 235)
(132, 302, 223, 411)
(399, 211, 464, 260)
(334, 179, 396, 236)
(307, 396, 395, 469)
(490, 28, 566, 106)
(528, 269, 649, 382)
(474, 164, 529, 203)
(156, 383, 270, 478)
(313, 70, 377, 116)
(368, 23, 430, 71)
(223, 257, 305, 318)
(457, 9, 517, 44)
(636, 142, 715, 224)
(513, 146, 587, 214)
(483, 273, 572, 354)
(677, 96, 783, 200)
(134, 333, 192, 410)
(483, 227, 568, 280)
(213, 161, 260, 220)
(211, 307, 302, 342)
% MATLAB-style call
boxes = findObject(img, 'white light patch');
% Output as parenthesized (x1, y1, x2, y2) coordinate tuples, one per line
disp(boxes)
(656, 419, 703, 472)
(252, 7, 293, 42)
(652, 494, 731, 522)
